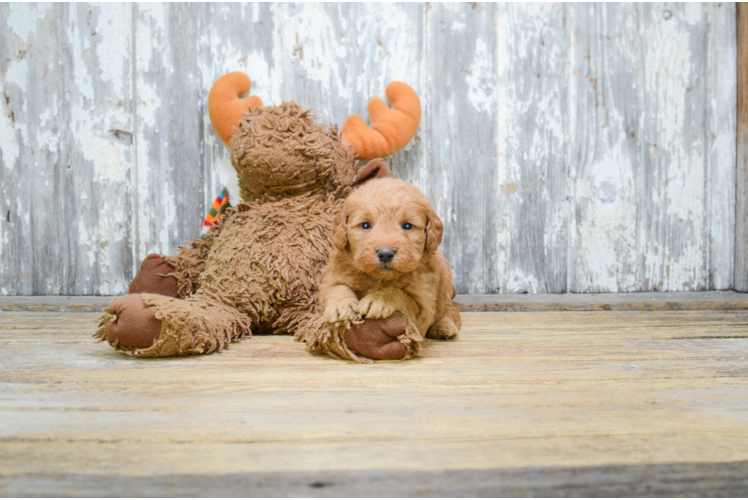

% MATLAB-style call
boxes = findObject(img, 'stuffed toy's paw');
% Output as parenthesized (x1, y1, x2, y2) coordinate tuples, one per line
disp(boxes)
(128, 254, 179, 297)
(104, 295, 162, 349)
(344, 314, 409, 360)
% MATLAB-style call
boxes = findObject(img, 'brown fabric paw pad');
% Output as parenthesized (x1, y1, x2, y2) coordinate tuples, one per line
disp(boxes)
(129, 253, 179, 297)
(103, 295, 162, 349)
(344, 314, 410, 360)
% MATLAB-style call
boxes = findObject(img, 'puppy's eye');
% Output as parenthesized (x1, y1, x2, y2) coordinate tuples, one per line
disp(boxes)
(361, 222, 372, 230)
(401, 223, 413, 231)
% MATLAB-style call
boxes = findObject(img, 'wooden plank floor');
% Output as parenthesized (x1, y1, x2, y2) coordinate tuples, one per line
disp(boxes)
(1, 304, 748, 496)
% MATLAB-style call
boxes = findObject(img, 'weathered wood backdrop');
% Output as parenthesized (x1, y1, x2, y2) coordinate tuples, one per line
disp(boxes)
(0, 3, 739, 295)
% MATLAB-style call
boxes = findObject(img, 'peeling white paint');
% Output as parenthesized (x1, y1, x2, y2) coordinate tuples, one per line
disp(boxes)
(83, 133, 129, 184)
(639, 3, 709, 291)
(505, 271, 541, 294)
(1, 53, 29, 167)
(281, 4, 352, 104)
(94, 4, 131, 87)
(466, 39, 495, 113)
(134, 2, 169, 259)
(683, 3, 704, 25)
(6, 3, 51, 42)
(0, 2, 739, 295)
(0, 96, 20, 168)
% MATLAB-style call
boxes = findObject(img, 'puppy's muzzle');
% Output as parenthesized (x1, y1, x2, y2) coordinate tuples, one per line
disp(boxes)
(376, 247, 396, 263)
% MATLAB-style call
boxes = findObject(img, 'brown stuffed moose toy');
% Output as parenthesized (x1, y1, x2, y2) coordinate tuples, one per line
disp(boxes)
(96, 72, 425, 362)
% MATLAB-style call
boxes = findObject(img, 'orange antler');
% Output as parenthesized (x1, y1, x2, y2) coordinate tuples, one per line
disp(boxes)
(341, 82, 421, 161)
(208, 72, 263, 146)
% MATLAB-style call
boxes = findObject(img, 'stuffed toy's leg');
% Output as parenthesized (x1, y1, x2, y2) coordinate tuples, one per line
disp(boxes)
(298, 312, 422, 363)
(128, 217, 228, 299)
(98, 294, 414, 361)
(128, 254, 180, 297)
(95, 293, 251, 357)
(126, 236, 221, 299)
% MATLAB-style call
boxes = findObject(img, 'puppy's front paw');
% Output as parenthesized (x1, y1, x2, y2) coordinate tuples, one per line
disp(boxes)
(324, 300, 361, 325)
(359, 294, 398, 320)
(427, 317, 459, 340)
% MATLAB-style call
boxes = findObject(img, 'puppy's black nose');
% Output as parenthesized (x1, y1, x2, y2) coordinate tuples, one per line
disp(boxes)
(376, 247, 396, 263)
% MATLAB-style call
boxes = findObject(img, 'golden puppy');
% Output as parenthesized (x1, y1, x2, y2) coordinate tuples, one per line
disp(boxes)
(319, 177, 460, 360)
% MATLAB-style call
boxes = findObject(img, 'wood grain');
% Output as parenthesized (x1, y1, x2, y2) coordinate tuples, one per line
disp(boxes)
(4, 462, 748, 497)
(568, 3, 641, 293)
(0, 4, 135, 295)
(427, 3, 498, 294)
(0, 3, 739, 295)
(707, 3, 737, 290)
(455, 290, 748, 312)
(737, 2, 748, 292)
(1, 309, 747, 495)
(0, 462, 748, 498)
(496, 3, 569, 294)
(640, 4, 710, 291)
(2, 291, 748, 313)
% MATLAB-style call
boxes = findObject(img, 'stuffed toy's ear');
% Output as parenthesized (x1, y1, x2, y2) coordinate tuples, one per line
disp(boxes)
(332, 210, 348, 251)
(209, 72, 263, 146)
(341, 82, 421, 161)
(354, 159, 389, 186)
(424, 208, 444, 253)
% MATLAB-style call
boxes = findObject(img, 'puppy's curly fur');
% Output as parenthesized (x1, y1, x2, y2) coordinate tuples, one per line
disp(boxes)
(319, 178, 461, 358)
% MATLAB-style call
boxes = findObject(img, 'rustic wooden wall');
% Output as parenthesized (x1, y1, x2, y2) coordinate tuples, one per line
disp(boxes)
(0, 3, 738, 295)
(736, 3, 748, 292)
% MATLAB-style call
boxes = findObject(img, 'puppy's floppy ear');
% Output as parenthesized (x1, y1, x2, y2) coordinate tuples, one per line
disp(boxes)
(424, 207, 444, 253)
(354, 159, 389, 187)
(332, 209, 348, 251)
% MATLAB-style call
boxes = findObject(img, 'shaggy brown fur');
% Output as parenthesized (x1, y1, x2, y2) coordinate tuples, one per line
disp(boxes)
(95, 103, 408, 360)
(319, 178, 461, 360)
(232, 104, 357, 202)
